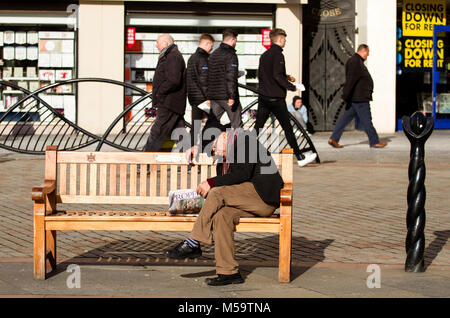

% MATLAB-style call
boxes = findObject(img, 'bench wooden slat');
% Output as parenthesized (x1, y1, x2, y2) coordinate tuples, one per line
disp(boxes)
(69, 163, 77, 195)
(119, 164, 127, 196)
(181, 165, 188, 189)
(57, 194, 168, 205)
(59, 163, 66, 195)
(57, 152, 193, 164)
(160, 164, 167, 196)
(99, 163, 107, 196)
(190, 165, 198, 189)
(201, 165, 208, 182)
(129, 164, 137, 196)
(44, 213, 280, 223)
(170, 165, 177, 191)
(56, 151, 279, 166)
(139, 164, 147, 196)
(90, 163, 97, 196)
(150, 164, 157, 196)
(45, 220, 280, 233)
(80, 163, 87, 195)
(109, 164, 117, 196)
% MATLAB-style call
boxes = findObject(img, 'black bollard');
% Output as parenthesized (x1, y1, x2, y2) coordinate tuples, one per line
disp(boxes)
(402, 112, 434, 272)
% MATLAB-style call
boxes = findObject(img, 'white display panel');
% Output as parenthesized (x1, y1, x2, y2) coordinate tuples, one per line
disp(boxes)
(0, 28, 76, 123)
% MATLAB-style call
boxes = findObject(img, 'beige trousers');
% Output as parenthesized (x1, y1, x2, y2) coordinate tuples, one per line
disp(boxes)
(190, 182, 276, 275)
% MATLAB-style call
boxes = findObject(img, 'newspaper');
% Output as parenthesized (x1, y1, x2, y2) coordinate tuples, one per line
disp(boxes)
(168, 189, 204, 215)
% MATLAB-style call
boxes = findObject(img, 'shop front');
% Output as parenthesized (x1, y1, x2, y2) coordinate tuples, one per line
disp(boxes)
(396, 0, 450, 129)
(0, 2, 77, 124)
(123, 2, 275, 125)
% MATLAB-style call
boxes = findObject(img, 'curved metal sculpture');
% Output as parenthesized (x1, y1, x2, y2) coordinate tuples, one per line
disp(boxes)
(402, 112, 434, 272)
(0, 78, 319, 162)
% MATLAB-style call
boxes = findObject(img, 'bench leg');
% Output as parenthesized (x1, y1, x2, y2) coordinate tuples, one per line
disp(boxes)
(279, 216, 292, 283)
(46, 230, 57, 272)
(33, 213, 46, 280)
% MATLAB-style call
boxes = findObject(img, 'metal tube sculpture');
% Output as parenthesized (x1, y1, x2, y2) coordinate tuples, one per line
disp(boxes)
(402, 112, 434, 272)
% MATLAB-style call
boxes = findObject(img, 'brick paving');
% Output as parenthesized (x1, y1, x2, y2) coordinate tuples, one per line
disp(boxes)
(0, 138, 449, 268)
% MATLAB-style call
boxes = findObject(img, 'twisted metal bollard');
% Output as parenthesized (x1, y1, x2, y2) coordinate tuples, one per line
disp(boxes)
(402, 112, 434, 272)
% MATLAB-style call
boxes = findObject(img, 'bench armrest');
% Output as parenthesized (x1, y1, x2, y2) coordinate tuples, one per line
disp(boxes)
(32, 180, 56, 203)
(280, 183, 292, 216)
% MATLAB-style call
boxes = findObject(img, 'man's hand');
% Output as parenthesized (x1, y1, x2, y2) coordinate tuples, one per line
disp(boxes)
(185, 145, 199, 165)
(206, 100, 211, 107)
(227, 99, 234, 107)
(196, 180, 211, 198)
(287, 75, 295, 82)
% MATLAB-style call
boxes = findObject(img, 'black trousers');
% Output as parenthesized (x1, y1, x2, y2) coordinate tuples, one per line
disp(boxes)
(190, 104, 205, 147)
(255, 96, 301, 157)
(144, 107, 185, 152)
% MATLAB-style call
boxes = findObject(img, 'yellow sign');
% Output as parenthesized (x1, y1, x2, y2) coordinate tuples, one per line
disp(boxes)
(402, 0, 446, 37)
(403, 37, 444, 69)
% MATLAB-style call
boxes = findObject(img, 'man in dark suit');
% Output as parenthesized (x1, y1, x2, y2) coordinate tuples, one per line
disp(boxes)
(328, 44, 387, 149)
(144, 33, 186, 152)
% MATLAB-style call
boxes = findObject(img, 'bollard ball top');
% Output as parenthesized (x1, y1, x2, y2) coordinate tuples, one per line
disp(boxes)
(410, 112, 427, 135)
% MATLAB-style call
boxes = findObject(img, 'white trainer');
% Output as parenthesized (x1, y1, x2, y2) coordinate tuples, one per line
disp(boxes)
(297, 152, 317, 167)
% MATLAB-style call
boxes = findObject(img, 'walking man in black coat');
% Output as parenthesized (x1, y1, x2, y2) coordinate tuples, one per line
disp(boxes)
(328, 44, 387, 149)
(186, 33, 215, 155)
(206, 29, 242, 128)
(165, 127, 284, 286)
(256, 28, 317, 167)
(144, 33, 186, 152)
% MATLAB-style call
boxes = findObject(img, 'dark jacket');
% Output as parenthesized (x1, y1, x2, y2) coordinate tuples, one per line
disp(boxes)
(186, 47, 209, 107)
(206, 131, 284, 207)
(342, 53, 374, 103)
(152, 44, 187, 115)
(207, 42, 239, 101)
(258, 44, 296, 99)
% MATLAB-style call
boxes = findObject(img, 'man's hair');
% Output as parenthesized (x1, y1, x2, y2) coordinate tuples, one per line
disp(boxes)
(269, 28, 287, 42)
(292, 95, 302, 105)
(222, 29, 238, 41)
(158, 33, 174, 45)
(357, 44, 369, 52)
(199, 33, 215, 43)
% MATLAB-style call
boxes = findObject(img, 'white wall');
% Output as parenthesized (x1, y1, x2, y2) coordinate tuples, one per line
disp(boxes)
(356, 0, 397, 133)
(276, 4, 303, 104)
(78, 1, 124, 135)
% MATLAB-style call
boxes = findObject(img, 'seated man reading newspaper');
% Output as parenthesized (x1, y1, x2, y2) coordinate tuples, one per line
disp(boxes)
(164, 125, 284, 286)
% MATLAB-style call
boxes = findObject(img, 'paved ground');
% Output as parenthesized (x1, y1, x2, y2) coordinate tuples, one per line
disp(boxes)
(0, 130, 449, 298)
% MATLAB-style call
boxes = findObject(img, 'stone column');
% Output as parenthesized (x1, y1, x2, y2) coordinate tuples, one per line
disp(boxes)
(77, 1, 124, 135)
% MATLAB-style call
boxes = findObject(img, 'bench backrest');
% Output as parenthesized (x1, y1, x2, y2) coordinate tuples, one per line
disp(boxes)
(43, 146, 293, 205)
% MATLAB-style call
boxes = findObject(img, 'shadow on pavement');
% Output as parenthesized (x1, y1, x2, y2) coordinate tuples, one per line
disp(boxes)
(55, 235, 334, 283)
(424, 230, 450, 270)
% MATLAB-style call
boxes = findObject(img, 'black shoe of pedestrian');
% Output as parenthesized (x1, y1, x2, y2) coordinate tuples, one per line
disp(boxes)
(205, 272, 244, 286)
(164, 240, 202, 259)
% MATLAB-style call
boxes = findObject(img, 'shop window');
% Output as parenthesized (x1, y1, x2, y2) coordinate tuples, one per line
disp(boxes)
(0, 25, 77, 123)
(124, 12, 273, 124)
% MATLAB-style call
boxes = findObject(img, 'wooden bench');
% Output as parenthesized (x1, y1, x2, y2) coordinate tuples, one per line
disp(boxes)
(32, 146, 293, 282)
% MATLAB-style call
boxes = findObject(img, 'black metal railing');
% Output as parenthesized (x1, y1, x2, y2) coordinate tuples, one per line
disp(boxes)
(0, 78, 319, 162)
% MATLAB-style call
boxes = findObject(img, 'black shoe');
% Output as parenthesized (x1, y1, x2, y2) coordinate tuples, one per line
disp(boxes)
(205, 272, 244, 286)
(164, 240, 202, 259)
